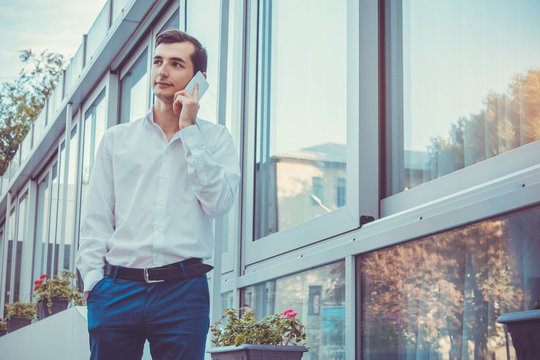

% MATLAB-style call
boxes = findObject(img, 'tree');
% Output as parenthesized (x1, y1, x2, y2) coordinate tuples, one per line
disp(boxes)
(428, 68, 540, 179)
(0, 49, 64, 175)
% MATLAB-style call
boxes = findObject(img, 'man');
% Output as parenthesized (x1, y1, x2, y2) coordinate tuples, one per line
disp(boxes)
(76, 30, 240, 360)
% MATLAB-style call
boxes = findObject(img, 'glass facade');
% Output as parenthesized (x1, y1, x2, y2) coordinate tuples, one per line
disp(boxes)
(242, 262, 345, 360)
(81, 90, 107, 217)
(385, 0, 540, 196)
(120, 49, 149, 123)
(360, 205, 540, 359)
(13, 195, 27, 302)
(33, 176, 50, 281)
(254, 0, 348, 239)
(46, 164, 58, 277)
(0, 2, 538, 358)
(63, 127, 79, 271)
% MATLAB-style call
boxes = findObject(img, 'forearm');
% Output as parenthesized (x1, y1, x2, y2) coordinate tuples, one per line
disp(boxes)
(180, 125, 241, 217)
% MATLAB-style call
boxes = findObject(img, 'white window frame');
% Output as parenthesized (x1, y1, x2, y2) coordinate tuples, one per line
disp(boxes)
(241, 0, 369, 267)
(118, 35, 151, 124)
(380, 0, 540, 217)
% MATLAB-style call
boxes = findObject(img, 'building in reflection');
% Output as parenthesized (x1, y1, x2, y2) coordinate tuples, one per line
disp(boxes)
(1, 1, 540, 359)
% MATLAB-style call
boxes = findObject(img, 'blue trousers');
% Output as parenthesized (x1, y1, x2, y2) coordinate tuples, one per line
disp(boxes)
(87, 274, 210, 360)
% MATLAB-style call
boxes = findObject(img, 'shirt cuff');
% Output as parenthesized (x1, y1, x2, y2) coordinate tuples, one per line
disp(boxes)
(83, 269, 104, 292)
(179, 123, 204, 153)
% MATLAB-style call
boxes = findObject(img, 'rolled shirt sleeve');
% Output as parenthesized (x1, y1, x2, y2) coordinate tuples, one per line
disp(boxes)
(179, 123, 241, 217)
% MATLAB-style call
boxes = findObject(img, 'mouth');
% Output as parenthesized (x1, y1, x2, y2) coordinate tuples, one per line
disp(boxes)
(156, 82, 173, 86)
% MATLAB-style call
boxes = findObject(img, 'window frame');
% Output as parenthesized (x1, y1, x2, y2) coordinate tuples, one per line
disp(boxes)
(241, 0, 367, 267)
(380, 0, 540, 216)
(118, 36, 151, 124)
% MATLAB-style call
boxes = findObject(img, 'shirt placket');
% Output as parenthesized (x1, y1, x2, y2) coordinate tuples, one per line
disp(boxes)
(152, 125, 172, 265)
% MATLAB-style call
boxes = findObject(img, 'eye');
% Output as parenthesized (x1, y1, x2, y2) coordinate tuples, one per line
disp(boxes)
(153, 59, 162, 65)
(173, 62, 183, 68)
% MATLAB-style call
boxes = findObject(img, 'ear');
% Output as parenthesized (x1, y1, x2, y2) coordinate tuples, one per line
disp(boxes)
(202, 72, 207, 79)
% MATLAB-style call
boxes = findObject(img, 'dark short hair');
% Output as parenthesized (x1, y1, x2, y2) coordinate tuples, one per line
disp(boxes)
(155, 29, 207, 74)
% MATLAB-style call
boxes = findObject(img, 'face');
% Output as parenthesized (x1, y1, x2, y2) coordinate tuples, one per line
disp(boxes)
(151, 41, 196, 103)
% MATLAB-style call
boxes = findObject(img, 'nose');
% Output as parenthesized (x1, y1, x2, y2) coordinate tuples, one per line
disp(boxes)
(157, 63, 168, 78)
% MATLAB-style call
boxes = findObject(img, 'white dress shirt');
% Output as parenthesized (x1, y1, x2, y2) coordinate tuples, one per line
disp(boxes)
(75, 109, 240, 292)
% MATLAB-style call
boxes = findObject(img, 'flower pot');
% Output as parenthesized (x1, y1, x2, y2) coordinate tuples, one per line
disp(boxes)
(37, 298, 69, 320)
(208, 344, 308, 360)
(0, 328, 7, 336)
(497, 309, 540, 359)
(7, 316, 31, 332)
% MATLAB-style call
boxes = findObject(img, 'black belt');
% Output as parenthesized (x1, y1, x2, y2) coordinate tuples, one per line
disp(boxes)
(103, 258, 213, 283)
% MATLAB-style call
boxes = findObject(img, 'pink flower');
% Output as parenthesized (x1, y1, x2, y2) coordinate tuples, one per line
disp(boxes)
(281, 309, 299, 319)
(40, 274, 47, 279)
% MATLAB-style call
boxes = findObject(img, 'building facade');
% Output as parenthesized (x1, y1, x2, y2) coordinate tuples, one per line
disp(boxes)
(1, 0, 539, 359)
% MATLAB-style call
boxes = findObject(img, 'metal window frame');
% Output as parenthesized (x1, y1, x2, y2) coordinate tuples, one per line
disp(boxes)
(380, 0, 540, 217)
(241, 0, 364, 268)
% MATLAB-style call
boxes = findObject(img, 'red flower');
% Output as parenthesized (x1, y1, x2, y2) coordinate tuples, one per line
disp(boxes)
(40, 274, 47, 279)
(34, 280, 40, 285)
(281, 309, 299, 319)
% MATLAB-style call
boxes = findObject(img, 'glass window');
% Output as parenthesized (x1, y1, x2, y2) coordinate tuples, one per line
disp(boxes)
(53, 143, 67, 275)
(64, 127, 79, 270)
(33, 176, 50, 281)
(336, 178, 346, 208)
(385, 0, 540, 196)
(359, 205, 540, 359)
(120, 49, 149, 123)
(47, 163, 58, 277)
(4, 209, 16, 301)
(186, 0, 220, 122)
(158, 8, 179, 34)
(13, 195, 28, 302)
(241, 262, 345, 360)
(254, 0, 347, 239)
(81, 90, 107, 221)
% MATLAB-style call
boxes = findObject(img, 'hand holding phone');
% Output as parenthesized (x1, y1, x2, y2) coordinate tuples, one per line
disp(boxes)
(174, 71, 209, 128)
(185, 71, 209, 101)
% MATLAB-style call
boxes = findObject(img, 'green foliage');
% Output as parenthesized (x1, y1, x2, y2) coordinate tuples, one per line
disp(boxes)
(0, 49, 64, 175)
(33, 269, 85, 314)
(5, 301, 37, 321)
(210, 307, 307, 347)
(0, 317, 7, 329)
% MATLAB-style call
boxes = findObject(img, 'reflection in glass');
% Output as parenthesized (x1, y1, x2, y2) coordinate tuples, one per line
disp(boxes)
(186, 0, 219, 122)
(254, 0, 347, 239)
(360, 206, 540, 359)
(33, 176, 50, 282)
(385, 0, 540, 196)
(13, 195, 27, 301)
(120, 49, 148, 123)
(53, 143, 66, 275)
(242, 261, 345, 360)
(4, 209, 16, 302)
(158, 8, 179, 35)
(64, 127, 78, 270)
(81, 90, 107, 222)
(47, 164, 58, 277)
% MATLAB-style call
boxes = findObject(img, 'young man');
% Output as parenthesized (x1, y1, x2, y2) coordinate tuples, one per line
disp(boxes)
(76, 30, 240, 360)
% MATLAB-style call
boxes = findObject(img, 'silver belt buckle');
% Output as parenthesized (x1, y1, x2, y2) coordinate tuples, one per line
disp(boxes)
(144, 268, 164, 284)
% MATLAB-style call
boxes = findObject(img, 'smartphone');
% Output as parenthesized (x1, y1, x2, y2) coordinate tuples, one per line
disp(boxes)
(185, 71, 209, 101)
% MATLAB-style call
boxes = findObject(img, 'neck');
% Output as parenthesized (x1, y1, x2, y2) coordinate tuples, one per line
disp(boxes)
(153, 99, 181, 135)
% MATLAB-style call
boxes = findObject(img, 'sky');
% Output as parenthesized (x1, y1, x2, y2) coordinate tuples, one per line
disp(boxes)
(0, 0, 107, 82)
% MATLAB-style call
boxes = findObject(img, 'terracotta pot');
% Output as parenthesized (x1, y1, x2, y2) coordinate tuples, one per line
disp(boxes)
(6, 316, 31, 332)
(37, 298, 69, 320)
(208, 344, 308, 360)
(497, 309, 540, 359)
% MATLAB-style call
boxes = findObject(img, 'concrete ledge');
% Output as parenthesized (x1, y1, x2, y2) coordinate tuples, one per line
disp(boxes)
(0, 307, 89, 359)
